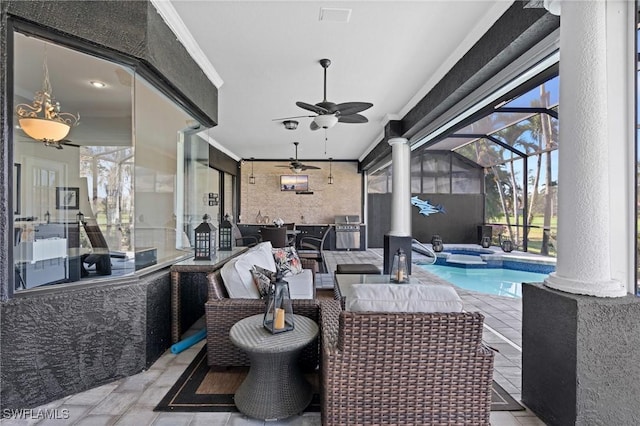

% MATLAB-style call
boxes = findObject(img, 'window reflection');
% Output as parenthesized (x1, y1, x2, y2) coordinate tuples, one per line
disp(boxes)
(11, 32, 203, 293)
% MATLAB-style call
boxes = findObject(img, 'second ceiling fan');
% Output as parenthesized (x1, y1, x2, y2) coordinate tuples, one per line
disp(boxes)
(280, 58, 373, 131)
(276, 142, 321, 173)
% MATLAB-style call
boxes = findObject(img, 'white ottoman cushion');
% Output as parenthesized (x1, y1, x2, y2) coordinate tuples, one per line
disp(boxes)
(345, 284, 464, 313)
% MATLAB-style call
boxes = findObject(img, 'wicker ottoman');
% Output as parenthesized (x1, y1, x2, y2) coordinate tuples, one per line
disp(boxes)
(229, 314, 319, 420)
(336, 263, 381, 274)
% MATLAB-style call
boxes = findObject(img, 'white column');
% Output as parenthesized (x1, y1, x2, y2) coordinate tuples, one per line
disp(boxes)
(388, 137, 411, 236)
(543, 0, 626, 297)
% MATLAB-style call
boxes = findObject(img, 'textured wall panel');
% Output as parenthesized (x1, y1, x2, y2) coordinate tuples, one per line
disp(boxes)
(0, 281, 147, 409)
(145, 272, 172, 368)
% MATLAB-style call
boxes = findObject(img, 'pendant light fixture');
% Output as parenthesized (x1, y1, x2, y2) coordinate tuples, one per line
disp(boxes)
(249, 157, 256, 184)
(15, 43, 79, 145)
(328, 158, 334, 184)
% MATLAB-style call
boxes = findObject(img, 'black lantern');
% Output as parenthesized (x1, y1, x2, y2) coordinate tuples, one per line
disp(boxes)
(219, 214, 233, 251)
(76, 211, 84, 224)
(44, 210, 51, 224)
(390, 248, 408, 283)
(263, 278, 294, 334)
(194, 214, 217, 260)
(481, 236, 491, 248)
(432, 236, 444, 253)
(501, 240, 513, 253)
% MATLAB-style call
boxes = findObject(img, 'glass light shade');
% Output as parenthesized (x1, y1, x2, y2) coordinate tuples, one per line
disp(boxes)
(313, 114, 338, 129)
(19, 117, 70, 142)
(263, 279, 294, 334)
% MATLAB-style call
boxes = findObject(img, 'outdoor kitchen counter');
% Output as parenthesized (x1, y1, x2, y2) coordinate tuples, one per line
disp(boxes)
(238, 224, 366, 251)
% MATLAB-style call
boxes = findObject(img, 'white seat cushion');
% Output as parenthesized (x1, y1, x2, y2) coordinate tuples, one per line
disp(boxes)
(345, 284, 464, 313)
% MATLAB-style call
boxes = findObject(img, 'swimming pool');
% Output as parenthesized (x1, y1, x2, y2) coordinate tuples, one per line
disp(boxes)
(419, 264, 550, 298)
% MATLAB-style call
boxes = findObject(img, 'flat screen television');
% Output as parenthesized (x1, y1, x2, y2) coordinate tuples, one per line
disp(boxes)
(280, 175, 308, 191)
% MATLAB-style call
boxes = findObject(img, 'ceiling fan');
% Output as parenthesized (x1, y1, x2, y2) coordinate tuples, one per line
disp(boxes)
(17, 135, 79, 150)
(276, 142, 321, 173)
(276, 58, 373, 131)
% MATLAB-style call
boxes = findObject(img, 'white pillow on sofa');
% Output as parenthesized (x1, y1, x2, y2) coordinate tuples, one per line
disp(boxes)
(220, 242, 276, 298)
(345, 284, 464, 313)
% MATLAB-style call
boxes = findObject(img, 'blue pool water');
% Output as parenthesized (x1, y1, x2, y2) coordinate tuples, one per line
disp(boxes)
(419, 264, 550, 298)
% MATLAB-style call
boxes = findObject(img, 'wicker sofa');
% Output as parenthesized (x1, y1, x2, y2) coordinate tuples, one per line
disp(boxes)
(204, 249, 319, 369)
(319, 299, 495, 425)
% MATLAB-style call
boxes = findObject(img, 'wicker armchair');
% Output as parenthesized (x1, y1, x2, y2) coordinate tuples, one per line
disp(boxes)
(205, 260, 319, 370)
(319, 299, 495, 426)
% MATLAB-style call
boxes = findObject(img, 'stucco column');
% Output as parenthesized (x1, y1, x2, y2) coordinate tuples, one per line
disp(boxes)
(543, 0, 625, 297)
(388, 137, 411, 236)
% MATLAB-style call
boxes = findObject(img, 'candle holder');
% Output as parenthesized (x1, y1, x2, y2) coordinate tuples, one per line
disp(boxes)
(432, 236, 444, 253)
(194, 214, 217, 260)
(501, 240, 513, 253)
(481, 236, 491, 248)
(263, 277, 294, 334)
(390, 248, 408, 283)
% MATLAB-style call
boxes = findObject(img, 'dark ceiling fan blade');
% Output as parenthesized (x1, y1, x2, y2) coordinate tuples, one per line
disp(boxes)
(335, 102, 373, 116)
(301, 165, 321, 170)
(272, 115, 314, 121)
(309, 121, 320, 131)
(296, 101, 328, 115)
(61, 139, 80, 148)
(338, 113, 368, 124)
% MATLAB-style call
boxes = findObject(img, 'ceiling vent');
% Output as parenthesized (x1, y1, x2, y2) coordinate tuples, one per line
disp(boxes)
(319, 8, 351, 23)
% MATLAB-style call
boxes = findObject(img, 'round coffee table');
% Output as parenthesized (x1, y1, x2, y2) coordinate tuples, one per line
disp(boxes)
(229, 314, 319, 420)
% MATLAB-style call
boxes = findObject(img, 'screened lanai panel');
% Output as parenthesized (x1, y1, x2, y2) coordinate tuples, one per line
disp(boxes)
(455, 138, 505, 167)
(368, 168, 390, 194)
(422, 151, 450, 193)
(451, 155, 482, 193)
(411, 154, 421, 193)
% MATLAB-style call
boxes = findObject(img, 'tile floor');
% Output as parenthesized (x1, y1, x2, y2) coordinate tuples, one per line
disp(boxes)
(4, 248, 547, 425)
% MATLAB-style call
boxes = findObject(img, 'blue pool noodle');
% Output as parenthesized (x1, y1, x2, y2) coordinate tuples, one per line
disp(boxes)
(171, 328, 207, 354)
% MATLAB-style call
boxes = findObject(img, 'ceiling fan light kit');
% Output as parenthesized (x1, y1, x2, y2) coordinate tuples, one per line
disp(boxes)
(313, 114, 338, 129)
(15, 45, 79, 144)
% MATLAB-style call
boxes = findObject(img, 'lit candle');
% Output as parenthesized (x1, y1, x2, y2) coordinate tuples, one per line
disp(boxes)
(397, 270, 403, 282)
(275, 308, 285, 330)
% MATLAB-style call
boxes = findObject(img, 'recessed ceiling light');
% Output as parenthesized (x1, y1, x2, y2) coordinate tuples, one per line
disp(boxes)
(89, 80, 107, 88)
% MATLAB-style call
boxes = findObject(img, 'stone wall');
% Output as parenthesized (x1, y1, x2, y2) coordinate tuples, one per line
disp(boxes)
(240, 161, 362, 225)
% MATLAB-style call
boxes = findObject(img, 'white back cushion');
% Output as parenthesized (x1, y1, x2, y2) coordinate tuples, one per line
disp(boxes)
(345, 284, 464, 313)
(221, 242, 276, 298)
(283, 269, 314, 299)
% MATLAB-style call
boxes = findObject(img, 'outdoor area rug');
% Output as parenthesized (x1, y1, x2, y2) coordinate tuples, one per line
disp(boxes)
(155, 346, 523, 412)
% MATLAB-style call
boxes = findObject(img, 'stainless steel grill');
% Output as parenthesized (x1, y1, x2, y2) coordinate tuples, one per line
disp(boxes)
(334, 215, 361, 250)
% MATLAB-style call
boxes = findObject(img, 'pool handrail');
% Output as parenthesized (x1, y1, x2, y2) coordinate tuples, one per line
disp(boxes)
(412, 239, 437, 264)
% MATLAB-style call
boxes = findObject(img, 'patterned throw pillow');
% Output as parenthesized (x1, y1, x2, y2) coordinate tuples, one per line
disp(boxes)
(272, 247, 303, 277)
(250, 265, 275, 298)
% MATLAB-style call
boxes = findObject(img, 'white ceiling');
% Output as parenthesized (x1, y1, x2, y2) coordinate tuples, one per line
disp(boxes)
(168, 0, 514, 161)
(13, 1, 515, 162)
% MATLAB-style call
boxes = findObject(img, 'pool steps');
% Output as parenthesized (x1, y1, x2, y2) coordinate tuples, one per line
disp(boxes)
(445, 254, 486, 265)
